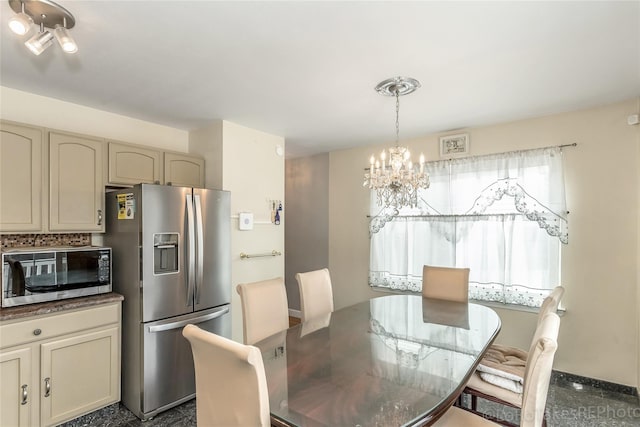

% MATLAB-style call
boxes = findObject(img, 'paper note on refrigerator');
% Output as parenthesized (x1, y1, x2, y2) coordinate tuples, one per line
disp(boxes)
(117, 193, 135, 219)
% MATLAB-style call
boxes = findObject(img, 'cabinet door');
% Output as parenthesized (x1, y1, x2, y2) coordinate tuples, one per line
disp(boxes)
(0, 347, 33, 427)
(49, 133, 105, 232)
(0, 122, 43, 232)
(109, 142, 162, 185)
(164, 153, 204, 187)
(40, 327, 119, 427)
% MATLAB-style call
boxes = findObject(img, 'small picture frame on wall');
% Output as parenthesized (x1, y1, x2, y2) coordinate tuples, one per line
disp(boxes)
(440, 133, 470, 157)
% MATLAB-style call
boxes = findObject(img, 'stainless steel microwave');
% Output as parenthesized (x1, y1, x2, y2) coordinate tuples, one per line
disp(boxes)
(1, 246, 112, 307)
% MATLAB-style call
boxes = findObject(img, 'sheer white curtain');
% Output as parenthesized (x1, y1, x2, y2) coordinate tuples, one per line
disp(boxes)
(369, 147, 567, 307)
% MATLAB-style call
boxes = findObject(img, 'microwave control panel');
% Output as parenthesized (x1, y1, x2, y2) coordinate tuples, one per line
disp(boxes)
(98, 251, 111, 284)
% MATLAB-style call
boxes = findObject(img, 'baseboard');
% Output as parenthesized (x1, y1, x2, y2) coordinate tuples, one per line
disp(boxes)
(288, 308, 301, 318)
(552, 370, 638, 397)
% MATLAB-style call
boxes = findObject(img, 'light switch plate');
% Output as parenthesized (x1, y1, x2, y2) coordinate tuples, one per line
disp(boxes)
(238, 212, 254, 230)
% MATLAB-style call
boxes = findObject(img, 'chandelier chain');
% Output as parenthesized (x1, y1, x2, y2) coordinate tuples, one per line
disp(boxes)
(395, 89, 400, 147)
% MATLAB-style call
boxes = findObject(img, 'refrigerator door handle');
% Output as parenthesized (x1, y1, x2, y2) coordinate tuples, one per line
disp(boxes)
(147, 306, 230, 333)
(185, 194, 196, 305)
(194, 194, 205, 304)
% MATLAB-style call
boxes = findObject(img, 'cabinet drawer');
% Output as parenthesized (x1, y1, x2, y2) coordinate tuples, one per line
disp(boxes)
(0, 303, 120, 349)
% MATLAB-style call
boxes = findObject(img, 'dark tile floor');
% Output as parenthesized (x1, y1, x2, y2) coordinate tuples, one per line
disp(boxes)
(63, 373, 639, 427)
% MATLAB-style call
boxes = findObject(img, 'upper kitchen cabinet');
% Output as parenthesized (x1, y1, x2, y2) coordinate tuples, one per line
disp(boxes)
(49, 132, 105, 232)
(0, 122, 44, 232)
(108, 142, 162, 185)
(164, 153, 205, 188)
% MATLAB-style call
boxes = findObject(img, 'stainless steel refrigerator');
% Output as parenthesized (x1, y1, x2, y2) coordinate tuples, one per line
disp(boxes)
(105, 184, 231, 420)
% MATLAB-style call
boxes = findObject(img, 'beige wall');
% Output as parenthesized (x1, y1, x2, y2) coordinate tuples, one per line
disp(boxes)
(189, 121, 224, 189)
(284, 154, 330, 312)
(191, 120, 285, 342)
(328, 98, 639, 386)
(0, 86, 188, 152)
(636, 98, 640, 391)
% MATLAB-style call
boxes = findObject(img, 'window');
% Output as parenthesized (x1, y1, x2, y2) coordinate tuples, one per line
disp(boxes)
(369, 146, 568, 307)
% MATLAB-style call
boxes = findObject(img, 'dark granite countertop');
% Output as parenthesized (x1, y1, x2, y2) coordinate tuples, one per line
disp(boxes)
(0, 292, 124, 321)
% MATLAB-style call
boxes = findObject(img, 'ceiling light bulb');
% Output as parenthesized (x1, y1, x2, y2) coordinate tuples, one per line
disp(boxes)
(54, 25, 77, 53)
(25, 30, 54, 55)
(8, 12, 33, 35)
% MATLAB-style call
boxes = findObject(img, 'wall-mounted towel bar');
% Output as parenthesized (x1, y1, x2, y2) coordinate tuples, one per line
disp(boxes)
(240, 250, 282, 259)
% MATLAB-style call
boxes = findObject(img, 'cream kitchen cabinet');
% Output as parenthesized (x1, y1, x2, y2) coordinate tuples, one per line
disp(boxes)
(108, 142, 163, 185)
(0, 301, 121, 427)
(164, 152, 205, 187)
(0, 121, 44, 232)
(0, 347, 33, 427)
(49, 132, 105, 232)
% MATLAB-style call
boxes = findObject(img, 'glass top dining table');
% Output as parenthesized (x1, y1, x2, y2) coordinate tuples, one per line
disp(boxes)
(255, 294, 501, 427)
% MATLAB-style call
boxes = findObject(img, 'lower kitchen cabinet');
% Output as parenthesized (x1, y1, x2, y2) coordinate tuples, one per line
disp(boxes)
(0, 301, 121, 427)
(0, 347, 32, 427)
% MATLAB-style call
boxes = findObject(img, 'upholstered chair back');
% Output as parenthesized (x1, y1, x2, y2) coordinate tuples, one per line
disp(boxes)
(521, 312, 561, 427)
(422, 265, 470, 303)
(182, 324, 270, 427)
(295, 268, 334, 322)
(236, 277, 289, 345)
(537, 286, 565, 326)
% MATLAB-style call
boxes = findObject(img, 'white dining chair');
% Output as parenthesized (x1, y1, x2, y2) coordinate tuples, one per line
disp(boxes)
(295, 268, 334, 322)
(464, 286, 564, 425)
(434, 312, 561, 427)
(422, 265, 470, 303)
(236, 277, 289, 345)
(182, 324, 270, 427)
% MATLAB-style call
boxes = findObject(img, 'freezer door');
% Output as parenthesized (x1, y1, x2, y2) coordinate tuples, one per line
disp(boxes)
(193, 188, 231, 312)
(141, 184, 193, 322)
(142, 305, 231, 417)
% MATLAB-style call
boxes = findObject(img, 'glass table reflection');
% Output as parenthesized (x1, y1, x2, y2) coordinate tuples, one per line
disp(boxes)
(255, 294, 501, 427)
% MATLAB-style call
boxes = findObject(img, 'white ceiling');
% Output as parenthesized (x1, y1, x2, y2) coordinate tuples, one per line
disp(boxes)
(1, 1, 639, 158)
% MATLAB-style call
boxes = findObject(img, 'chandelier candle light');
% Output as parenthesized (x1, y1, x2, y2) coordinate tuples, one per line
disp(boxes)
(364, 77, 430, 209)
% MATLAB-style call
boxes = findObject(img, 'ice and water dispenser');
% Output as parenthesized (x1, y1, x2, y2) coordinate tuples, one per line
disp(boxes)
(153, 233, 179, 274)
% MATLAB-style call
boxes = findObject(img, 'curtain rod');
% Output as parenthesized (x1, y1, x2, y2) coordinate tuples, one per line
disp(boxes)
(367, 212, 569, 219)
(435, 142, 578, 164)
(364, 142, 577, 171)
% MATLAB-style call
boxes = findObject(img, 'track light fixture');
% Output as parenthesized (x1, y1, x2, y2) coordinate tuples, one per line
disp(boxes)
(8, 1, 32, 35)
(7, 0, 78, 55)
(25, 22, 53, 55)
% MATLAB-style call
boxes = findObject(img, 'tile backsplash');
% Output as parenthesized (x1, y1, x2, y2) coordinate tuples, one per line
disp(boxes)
(1, 234, 91, 249)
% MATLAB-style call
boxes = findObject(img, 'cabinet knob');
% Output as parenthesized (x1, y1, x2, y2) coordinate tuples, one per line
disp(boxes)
(33, 328, 41, 336)
(21, 384, 28, 405)
(97, 209, 103, 226)
(44, 377, 51, 397)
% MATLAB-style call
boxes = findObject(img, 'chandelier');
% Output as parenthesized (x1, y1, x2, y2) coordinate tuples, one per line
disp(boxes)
(7, 0, 78, 55)
(364, 77, 429, 209)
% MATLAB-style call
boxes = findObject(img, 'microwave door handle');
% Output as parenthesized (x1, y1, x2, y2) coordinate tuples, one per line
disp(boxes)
(194, 194, 204, 304)
(7, 259, 26, 296)
(185, 194, 196, 305)
(147, 306, 230, 333)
